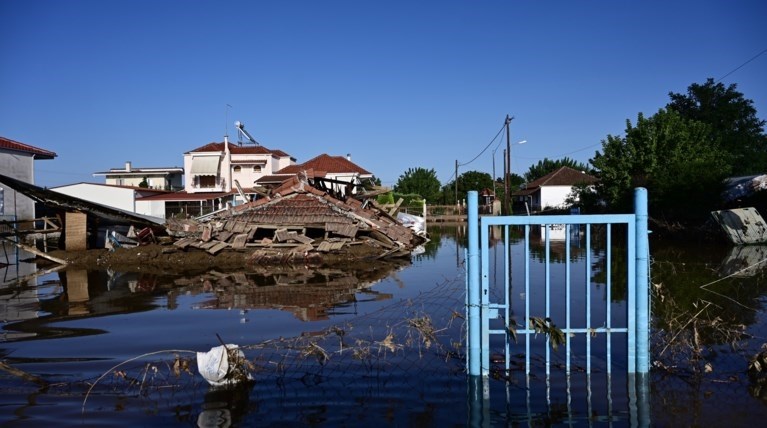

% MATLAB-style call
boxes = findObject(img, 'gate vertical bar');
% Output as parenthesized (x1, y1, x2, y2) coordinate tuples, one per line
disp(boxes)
(467, 191, 481, 376)
(635, 187, 650, 373)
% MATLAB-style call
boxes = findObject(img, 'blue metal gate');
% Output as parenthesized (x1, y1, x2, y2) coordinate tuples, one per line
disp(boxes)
(466, 188, 650, 379)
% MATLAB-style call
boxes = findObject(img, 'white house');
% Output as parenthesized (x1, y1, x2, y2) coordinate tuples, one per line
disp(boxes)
(184, 139, 295, 195)
(93, 161, 184, 191)
(0, 136, 57, 222)
(514, 166, 597, 213)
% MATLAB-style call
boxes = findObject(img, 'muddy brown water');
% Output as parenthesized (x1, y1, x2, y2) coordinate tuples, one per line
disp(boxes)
(2, 226, 767, 426)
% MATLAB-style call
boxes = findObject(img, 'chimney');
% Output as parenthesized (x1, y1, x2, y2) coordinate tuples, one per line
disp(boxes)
(125, 161, 132, 172)
(346, 153, 351, 161)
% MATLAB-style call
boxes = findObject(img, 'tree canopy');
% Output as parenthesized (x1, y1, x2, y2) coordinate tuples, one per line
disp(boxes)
(590, 108, 731, 219)
(442, 170, 495, 205)
(667, 78, 767, 175)
(393, 167, 442, 202)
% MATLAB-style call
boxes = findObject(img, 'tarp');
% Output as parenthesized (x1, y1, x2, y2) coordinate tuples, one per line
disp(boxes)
(190, 156, 220, 176)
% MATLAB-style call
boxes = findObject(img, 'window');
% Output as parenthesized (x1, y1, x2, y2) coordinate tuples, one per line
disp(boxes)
(199, 175, 216, 188)
(253, 165, 262, 173)
(233, 166, 242, 173)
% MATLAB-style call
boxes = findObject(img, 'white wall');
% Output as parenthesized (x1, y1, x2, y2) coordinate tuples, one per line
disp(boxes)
(52, 183, 137, 212)
(0, 151, 35, 220)
(539, 185, 575, 210)
(135, 199, 166, 218)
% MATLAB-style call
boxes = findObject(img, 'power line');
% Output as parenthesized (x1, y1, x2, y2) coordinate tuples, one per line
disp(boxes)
(458, 122, 506, 168)
(716, 47, 767, 82)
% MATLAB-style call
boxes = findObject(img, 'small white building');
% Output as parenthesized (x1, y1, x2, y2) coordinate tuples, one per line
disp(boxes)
(0, 136, 57, 221)
(51, 183, 170, 218)
(93, 161, 184, 191)
(514, 166, 597, 213)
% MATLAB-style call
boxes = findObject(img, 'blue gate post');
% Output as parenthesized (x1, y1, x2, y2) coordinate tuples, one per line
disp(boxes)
(634, 187, 651, 427)
(467, 191, 481, 376)
(634, 187, 650, 373)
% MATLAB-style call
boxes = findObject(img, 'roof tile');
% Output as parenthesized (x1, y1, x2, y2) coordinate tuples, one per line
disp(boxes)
(0, 136, 57, 159)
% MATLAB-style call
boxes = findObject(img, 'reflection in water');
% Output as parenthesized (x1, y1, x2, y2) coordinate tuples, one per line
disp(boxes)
(179, 267, 399, 321)
(2, 229, 767, 425)
(719, 245, 767, 277)
(1, 260, 408, 342)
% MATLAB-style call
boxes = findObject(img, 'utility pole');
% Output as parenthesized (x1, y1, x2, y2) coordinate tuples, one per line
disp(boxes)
(455, 159, 459, 207)
(504, 114, 513, 215)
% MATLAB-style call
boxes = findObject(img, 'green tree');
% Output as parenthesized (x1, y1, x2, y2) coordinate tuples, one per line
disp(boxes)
(139, 177, 149, 188)
(524, 157, 592, 182)
(442, 170, 496, 205)
(667, 78, 767, 175)
(393, 167, 441, 202)
(590, 108, 731, 220)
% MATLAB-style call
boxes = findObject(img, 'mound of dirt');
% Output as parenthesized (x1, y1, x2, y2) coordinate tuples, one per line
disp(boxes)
(43, 242, 399, 275)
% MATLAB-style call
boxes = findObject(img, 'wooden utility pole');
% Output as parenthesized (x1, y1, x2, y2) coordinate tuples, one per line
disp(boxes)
(454, 159, 458, 207)
(503, 115, 513, 215)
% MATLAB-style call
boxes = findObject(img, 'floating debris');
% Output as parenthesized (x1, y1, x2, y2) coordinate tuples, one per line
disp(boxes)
(197, 343, 253, 387)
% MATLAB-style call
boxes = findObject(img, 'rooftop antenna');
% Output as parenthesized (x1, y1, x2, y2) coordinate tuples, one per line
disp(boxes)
(235, 120, 259, 146)
(224, 104, 232, 144)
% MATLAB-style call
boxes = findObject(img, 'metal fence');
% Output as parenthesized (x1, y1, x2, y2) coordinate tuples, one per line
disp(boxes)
(465, 188, 651, 424)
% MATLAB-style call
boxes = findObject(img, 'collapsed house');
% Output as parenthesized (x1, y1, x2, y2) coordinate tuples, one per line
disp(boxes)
(166, 173, 427, 262)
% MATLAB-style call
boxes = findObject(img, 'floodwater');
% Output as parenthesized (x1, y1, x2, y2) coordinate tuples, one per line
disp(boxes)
(1, 225, 767, 426)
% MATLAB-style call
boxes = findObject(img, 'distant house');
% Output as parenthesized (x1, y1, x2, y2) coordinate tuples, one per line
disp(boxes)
(258, 153, 373, 197)
(184, 140, 295, 196)
(514, 166, 597, 213)
(0, 136, 57, 221)
(128, 139, 297, 218)
(92, 161, 184, 191)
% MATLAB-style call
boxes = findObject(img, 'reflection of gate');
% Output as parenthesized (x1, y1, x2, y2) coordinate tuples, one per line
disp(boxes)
(465, 188, 651, 421)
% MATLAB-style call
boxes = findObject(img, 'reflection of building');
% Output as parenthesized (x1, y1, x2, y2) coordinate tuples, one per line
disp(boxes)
(0, 243, 40, 340)
(196, 268, 398, 321)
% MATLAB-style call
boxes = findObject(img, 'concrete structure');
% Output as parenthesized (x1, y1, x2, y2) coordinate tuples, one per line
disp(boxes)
(93, 161, 184, 191)
(0, 136, 57, 221)
(514, 166, 597, 213)
(51, 182, 169, 218)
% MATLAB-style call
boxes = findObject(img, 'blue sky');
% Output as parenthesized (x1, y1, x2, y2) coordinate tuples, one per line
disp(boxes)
(2, 0, 765, 189)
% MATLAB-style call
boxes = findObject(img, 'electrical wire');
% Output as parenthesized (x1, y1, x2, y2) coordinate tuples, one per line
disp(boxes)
(458, 122, 506, 168)
(716, 47, 767, 83)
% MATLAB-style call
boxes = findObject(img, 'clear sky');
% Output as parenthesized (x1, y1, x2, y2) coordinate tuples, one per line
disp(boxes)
(2, 0, 765, 189)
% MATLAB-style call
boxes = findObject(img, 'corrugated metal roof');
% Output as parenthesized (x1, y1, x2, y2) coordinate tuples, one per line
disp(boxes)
(0, 136, 57, 159)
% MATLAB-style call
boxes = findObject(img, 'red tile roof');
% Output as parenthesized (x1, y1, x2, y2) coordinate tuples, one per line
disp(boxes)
(138, 190, 238, 202)
(276, 154, 371, 175)
(516, 166, 597, 195)
(235, 192, 358, 226)
(0, 136, 57, 159)
(187, 142, 291, 157)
